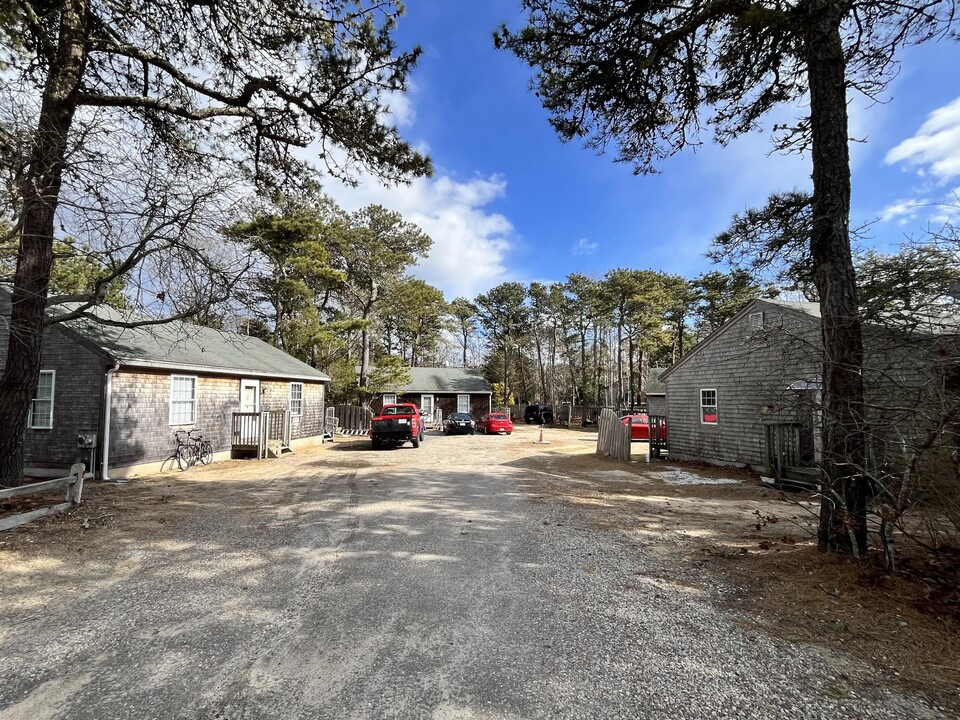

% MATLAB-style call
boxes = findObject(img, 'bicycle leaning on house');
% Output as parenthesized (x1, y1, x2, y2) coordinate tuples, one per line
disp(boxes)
(173, 429, 213, 471)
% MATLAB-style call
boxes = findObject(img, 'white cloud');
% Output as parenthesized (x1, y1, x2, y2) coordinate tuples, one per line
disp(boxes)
(885, 96, 960, 180)
(324, 172, 514, 299)
(878, 197, 928, 223)
(380, 87, 417, 128)
(878, 188, 960, 228)
(572, 237, 598, 256)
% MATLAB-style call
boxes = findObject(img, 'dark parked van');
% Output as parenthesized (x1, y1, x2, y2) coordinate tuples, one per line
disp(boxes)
(524, 404, 554, 424)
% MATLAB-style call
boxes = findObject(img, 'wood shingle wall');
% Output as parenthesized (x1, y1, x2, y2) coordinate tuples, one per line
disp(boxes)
(110, 370, 325, 468)
(665, 307, 821, 468)
(373, 393, 490, 418)
(0, 294, 109, 472)
(665, 301, 959, 474)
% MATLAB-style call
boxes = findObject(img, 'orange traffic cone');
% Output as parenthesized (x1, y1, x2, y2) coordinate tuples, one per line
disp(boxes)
(534, 424, 551, 444)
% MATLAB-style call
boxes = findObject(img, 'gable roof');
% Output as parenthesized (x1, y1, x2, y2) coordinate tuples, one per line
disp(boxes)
(659, 298, 819, 383)
(392, 367, 492, 394)
(53, 304, 329, 382)
(645, 366, 669, 396)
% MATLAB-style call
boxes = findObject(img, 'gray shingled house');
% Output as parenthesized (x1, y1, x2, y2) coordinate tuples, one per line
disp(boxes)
(0, 295, 330, 479)
(373, 367, 493, 419)
(660, 298, 958, 478)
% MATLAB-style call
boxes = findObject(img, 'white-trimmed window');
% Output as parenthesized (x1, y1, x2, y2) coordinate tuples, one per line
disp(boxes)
(170, 375, 197, 425)
(700, 389, 718, 425)
(748, 311, 764, 330)
(290, 382, 304, 417)
(457, 394, 470, 414)
(28, 370, 55, 429)
(382, 393, 397, 406)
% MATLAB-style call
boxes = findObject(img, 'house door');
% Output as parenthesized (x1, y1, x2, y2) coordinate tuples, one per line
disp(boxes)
(421, 394, 435, 424)
(241, 379, 261, 413)
(235, 380, 262, 446)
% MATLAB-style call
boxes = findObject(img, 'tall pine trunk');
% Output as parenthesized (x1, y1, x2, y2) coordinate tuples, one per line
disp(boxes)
(0, 1, 89, 486)
(804, 2, 869, 554)
(616, 319, 624, 409)
(358, 280, 378, 402)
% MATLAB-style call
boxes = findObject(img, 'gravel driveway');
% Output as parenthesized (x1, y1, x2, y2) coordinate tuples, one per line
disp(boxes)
(0, 425, 947, 719)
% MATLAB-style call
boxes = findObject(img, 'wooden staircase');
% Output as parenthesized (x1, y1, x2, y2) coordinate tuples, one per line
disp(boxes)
(266, 442, 294, 458)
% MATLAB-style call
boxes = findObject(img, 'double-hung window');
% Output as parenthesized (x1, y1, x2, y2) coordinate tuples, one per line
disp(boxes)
(382, 393, 397, 406)
(28, 370, 55, 429)
(290, 382, 304, 417)
(700, 389, 718, 424)
(457, 394, 470, 414)
(170, 375, 197, 425)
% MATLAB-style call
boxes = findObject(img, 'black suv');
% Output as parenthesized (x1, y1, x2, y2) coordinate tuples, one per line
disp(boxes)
(524, 404, 554, 424)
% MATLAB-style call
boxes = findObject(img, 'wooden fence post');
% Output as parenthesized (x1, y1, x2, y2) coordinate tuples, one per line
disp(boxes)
(68, 463, 85, 504)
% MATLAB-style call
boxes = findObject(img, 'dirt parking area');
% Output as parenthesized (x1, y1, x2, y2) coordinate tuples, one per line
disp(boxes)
(2, 423, 958, 716)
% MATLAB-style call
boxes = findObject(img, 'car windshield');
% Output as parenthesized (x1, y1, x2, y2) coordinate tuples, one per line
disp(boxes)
(489, 414, 508, 420)
(450, 413, 471, 420)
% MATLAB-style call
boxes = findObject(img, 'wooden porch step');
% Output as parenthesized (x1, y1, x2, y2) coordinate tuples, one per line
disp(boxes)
(777, 465, 820, 491)
(267, 444, 294, 458)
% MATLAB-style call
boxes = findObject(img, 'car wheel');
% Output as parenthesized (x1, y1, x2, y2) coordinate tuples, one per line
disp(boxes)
(470, 429, 475, 435)
(412, 435, 420, 448)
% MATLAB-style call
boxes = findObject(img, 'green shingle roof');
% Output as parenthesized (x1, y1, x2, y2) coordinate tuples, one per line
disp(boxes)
(61, 306, 329, 382)
(393, 367, 492, 394)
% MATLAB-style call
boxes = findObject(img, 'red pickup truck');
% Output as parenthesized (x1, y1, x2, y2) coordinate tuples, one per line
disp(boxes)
(369, 403, 425, 450)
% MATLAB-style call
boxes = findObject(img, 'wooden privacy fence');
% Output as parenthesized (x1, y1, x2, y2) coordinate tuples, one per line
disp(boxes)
(596, 408, 632, 462)
(1, 463, 89, 532)
(336, 405, 373, 435)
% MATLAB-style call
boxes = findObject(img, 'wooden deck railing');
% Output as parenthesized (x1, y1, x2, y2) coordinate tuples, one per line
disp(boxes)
(232, 412, 262, 447)
(231, 410, 292, 459)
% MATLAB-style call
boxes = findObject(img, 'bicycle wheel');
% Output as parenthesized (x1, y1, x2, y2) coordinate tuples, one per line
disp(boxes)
(176, 444, 193, 471)
(199, 441, 213, 465)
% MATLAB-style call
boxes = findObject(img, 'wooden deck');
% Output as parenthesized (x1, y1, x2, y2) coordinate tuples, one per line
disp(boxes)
(232, 411, 292, 459)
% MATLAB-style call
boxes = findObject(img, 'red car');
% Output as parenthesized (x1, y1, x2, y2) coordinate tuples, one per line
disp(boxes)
(478, 412, 514, 435)
(620, 413, 667, 442)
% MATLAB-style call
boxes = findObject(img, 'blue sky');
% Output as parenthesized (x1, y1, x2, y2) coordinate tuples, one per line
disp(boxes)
(325, 2, 960, 301)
